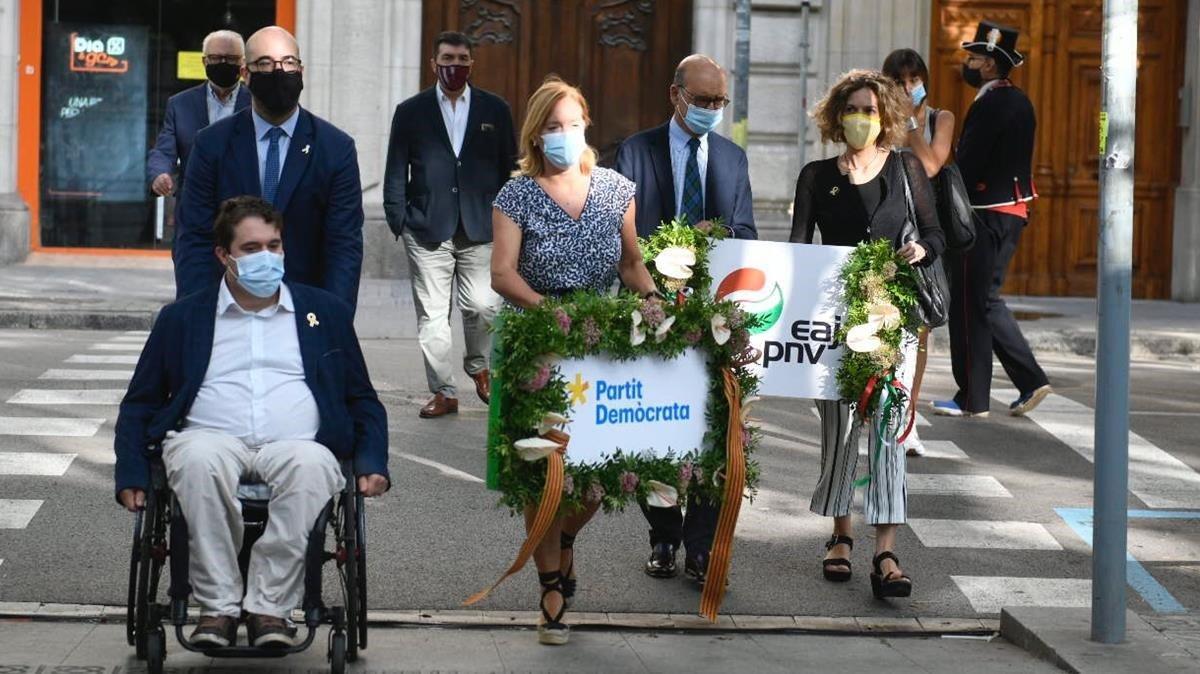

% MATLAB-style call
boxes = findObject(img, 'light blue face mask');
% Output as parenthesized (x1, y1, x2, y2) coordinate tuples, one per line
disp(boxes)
(911, 81, 927, 107)
(541, 129, 588, 169)
(229, 250, 285, 298)
(683, 103, 723, 136)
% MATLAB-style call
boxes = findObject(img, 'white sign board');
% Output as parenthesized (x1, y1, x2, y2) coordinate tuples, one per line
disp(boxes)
(708, 239, 853, 400)
(561, 349, 711, 464)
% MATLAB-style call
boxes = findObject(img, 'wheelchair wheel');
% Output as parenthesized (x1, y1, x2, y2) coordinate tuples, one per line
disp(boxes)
(329, 630, 347, 674)
(133, 490, 164, 658)
(340, 492, 360, 663)
(146, 626, 166, 674)
(126, 509, 144, 647)
(355, 493, 368, 650)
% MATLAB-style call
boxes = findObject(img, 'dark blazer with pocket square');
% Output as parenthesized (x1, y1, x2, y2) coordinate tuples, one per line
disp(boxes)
(113, 282, 388, 500)
(382, 86, 518, 244)
(175, 107, 365, 311)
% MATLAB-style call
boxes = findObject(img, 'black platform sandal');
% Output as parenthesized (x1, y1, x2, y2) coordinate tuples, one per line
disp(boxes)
(870, 551, 913, 599)
(822, 534, 854, 582)
(537, 571, 570, 645)
(560, 532, 577, 606)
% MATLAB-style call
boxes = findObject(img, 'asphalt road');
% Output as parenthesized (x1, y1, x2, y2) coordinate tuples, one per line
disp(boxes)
(1, 328, 1197, 621)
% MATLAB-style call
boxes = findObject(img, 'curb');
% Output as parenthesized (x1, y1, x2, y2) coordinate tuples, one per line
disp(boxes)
(0, 603, 999, 636)
(927, 325, 1200, 363)
(0, 309, 157, 331)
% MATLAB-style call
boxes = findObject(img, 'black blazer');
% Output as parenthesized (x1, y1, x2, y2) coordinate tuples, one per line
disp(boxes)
(956, 82, 1038, 209)
(146, 83, 251, 189)
(615, 122, 757, 239)
(382, 86, 518, 244)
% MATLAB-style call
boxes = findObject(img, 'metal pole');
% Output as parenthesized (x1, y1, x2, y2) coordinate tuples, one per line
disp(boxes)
(1092, 0, 1137, 644)
(797, 1, 812, 167)
(731, 0, 751, 148)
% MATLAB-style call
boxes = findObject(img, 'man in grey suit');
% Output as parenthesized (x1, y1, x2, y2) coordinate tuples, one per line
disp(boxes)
(383, 31, 517, 419)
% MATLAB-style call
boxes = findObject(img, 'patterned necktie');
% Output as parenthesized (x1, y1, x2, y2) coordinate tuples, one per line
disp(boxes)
(262, 127, 285, 205)
(682, 136, 704, 226)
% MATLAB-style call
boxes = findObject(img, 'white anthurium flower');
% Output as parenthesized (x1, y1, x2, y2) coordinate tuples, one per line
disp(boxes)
(654, 247, 696, 280)
(867, 301, 902, 330)
(654, 315, 676, 343)
(711, 313, 731, 345)
(536, 412, 569, 436)
(645, 480, 679, 508)
(630, 322, 646, 346)
(631, 309, 643, 327)
(514, 436, 563, 461)
(846, 322, 883, 353)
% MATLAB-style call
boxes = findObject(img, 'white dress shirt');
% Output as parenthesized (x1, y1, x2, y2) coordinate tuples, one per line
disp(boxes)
(251, 107, 300, 192)
(185, 281, 321, 448)
(668, 116, 709, 217)
(206, 82, 240, 124)
(437, 83, 471, 157)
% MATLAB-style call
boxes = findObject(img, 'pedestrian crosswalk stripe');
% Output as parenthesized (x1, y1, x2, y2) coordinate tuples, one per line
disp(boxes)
(39, 369, 133, 381)
(88, 343, 144, 352)
(914, 440, 970, 460)
(8, 389, 125, 405)
(0, 417, 105, 437)
(65, 354, 138, 365)
(907, 474, 1012, 498)
(123, 330, 149, 337)
(0, 500, 44, 529)
(950, 576, 1091, 614)
(997, 388, 1200, 509)
(916, 412, 931, 427)
(109, 335, 147, 343)
(398, 452, 484, 484)
(0, 453, 77, 476)
(908, 518, 1062, 550)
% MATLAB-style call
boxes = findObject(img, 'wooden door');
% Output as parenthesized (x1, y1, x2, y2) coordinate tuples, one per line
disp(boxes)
(930, 0, 1186, 298)
(421, 0, 693, 167)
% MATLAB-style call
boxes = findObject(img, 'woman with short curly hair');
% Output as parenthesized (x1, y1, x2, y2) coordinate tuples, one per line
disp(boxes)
(790, 69, 945, 600)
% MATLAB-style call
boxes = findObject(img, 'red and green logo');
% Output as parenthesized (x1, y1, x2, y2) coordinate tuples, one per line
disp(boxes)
(715, 268, 784, 334)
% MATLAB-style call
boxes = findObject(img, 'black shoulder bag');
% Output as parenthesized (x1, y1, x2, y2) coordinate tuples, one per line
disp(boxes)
(898, 154, 950, 329)
(929, 109, 977, 252)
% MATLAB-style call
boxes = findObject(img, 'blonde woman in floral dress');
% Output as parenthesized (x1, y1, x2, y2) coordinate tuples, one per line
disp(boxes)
(490, 77, 657, 644)
(789, 70, 945, 599)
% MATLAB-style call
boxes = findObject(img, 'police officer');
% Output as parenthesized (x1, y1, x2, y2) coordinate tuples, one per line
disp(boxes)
(933, 20, 1052, 418)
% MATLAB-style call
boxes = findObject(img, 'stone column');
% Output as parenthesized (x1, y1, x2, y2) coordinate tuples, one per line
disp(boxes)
(1171, 0, 1200, 301)
(0, 0, 30, 264)
(295, 0, 423, 278)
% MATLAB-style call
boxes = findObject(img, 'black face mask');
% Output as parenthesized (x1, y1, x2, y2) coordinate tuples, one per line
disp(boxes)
(248, 70, 304, 116)
(962, 62, 984, 89)
(205, 62, 241, 89)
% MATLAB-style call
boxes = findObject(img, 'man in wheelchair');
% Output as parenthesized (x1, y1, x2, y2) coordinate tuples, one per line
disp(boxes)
(114, 195, 389, 650)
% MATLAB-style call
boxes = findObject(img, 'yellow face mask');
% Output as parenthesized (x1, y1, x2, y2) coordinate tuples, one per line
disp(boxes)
(842, 112, 882, 150)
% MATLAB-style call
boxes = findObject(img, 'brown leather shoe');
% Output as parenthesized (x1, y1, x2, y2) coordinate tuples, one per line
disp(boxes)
(419, 393, 459, 418)
(470, 370, 491, 404)
(190, 614, 237, 648)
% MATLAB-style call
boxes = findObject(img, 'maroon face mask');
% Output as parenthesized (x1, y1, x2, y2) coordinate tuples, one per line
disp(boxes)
(437, 64, 471, 92)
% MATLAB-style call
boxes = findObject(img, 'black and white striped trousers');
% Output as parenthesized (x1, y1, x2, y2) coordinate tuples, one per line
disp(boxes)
(808, 332, 918, 525)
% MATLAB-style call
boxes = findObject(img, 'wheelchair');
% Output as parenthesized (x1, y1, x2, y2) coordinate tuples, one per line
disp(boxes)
(126, 455, 368, 674)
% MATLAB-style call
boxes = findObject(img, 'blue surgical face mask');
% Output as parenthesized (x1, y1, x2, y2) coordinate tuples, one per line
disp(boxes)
(541, 128, 588, 169)
(683, 103, 723, 136)
(911, 81, 927, 107)
(229, 250, 285, 298)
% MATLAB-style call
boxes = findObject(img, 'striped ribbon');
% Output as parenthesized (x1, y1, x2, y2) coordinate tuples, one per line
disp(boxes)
(699, 368, 747, 621)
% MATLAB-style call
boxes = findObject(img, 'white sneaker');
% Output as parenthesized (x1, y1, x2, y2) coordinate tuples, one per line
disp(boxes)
(903, 429, 926, 457)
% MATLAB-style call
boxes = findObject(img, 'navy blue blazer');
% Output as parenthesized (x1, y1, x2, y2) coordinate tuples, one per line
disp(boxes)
(146, 83, 252, 189)
(175, 107, 364, 311)
(382, 86, 518, 244)
(615, 122, 757, 240)
(113, 282, 389, 500)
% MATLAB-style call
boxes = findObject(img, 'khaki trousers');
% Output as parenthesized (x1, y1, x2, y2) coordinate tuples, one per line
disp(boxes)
(162, 429, 343, 618)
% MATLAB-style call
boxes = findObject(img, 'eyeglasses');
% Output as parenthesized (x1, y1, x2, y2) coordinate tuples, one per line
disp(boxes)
(247, 56, 303, 73)
(679, 86, 731, 110)
(204, 55, 243, 65)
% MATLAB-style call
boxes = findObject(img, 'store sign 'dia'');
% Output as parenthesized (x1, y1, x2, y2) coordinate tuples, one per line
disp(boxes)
(69, 33, 130, 74)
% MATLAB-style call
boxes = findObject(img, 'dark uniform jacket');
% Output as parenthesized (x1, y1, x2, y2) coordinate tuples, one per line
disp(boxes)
(955, 81, 1038, 210)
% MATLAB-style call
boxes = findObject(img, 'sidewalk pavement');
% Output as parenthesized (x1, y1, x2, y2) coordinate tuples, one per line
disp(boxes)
(3, 254, 1200, 360)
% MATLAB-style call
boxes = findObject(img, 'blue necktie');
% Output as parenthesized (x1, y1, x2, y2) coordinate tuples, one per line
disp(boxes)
(262, 127, 285, 205)
(682, 137, 704, 226)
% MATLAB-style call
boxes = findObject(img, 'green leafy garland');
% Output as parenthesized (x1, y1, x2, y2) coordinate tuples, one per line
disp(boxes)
(834, 239, 922, 415)
(489, 218, 761, 513)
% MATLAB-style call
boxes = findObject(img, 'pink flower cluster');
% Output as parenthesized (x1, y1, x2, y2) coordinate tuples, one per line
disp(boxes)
(639, 297, 666, 328)
(620, 471, 639, 494)
(581, 317, 601, 349)
(562, 474, 575, 496)
(678, 461, 695, 485)
(683, 328, 703, 345)
(586, 482, 606, 504)
(520, 364, 551, 392)
(554, 307, 572, 335)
